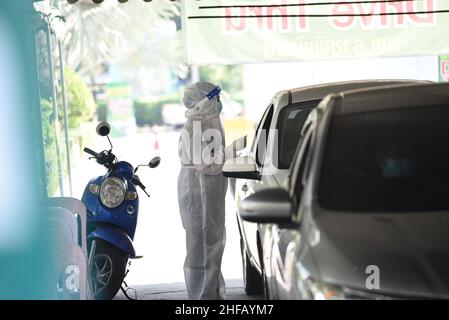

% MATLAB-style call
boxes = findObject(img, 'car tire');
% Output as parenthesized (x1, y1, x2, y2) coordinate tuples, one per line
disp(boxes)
(257, 236, 271, 300)
(262, 264, 271, 300)
(240, 237, 263, 295)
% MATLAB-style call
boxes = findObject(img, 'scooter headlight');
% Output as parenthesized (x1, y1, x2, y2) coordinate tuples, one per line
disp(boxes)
(100, 177, 126, 209)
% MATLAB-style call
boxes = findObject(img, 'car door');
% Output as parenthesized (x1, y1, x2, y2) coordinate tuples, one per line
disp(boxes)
(270, 119, 315, 299)
(236, 104, 275, 270)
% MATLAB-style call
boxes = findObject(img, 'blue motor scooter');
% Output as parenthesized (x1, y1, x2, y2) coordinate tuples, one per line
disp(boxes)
(81, 122, 160, 300)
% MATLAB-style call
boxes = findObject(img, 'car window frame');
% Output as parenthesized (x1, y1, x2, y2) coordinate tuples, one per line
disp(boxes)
(289, 120, 315, 205)
(252, 104, 274, 168)
(250, 104, 271, 152)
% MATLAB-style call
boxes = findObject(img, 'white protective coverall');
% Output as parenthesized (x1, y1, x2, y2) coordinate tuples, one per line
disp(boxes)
(177, 82, 244, 300)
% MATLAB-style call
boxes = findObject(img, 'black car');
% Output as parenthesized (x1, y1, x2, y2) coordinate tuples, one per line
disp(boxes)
(240, 82, 449, 299)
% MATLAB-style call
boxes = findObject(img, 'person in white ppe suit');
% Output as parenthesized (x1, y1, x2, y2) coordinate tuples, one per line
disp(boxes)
(177, 82, 246, 300)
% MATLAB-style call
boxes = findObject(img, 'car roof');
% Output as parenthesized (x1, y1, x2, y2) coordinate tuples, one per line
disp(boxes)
(272, 79, 431, 109)
(333, 82, 449, 116)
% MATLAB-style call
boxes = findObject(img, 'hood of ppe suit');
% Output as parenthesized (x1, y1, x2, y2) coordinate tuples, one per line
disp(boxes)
(183, 82, 223, 120)
(183, 82, 216, 108)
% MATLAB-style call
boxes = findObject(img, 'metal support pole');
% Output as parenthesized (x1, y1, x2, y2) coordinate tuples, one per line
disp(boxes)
(58, 40, 73, 196)
(45, 25, 65, 196)
(33, 27, 49, 199)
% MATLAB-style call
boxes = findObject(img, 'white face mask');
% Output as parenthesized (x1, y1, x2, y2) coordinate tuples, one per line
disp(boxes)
(197, 96, 222, 113)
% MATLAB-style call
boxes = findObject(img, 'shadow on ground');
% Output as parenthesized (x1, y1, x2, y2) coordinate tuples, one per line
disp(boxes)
(114, 279, 262, 300)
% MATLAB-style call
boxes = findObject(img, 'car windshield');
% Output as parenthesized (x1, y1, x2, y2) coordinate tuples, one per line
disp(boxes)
(318, 105, 449, 212)
(277, 100, 319, 169)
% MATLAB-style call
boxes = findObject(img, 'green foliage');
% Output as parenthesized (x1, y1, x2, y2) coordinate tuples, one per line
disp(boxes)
(40, 99, 60, 196)
(134, 93, 181, 127)
(199, 65, 243, 99)
(60, 67, 96, 128)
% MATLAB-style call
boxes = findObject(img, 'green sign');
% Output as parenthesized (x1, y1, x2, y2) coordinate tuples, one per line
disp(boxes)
(183, 0, 449, 64)
(106, 82, 136, 137)
(439, 55, 449, 82)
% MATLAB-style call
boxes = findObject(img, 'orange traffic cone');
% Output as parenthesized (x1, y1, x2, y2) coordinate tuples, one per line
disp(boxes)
(152, 128, 160, 150)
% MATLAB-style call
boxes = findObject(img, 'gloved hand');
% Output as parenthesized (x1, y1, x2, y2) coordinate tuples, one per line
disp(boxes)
(233, 135, 247, 152)
(225, 135, 247, 159)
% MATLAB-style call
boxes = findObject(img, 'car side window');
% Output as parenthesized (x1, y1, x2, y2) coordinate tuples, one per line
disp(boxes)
(276, 99, 320, 169)
(255, 105, 274, 167)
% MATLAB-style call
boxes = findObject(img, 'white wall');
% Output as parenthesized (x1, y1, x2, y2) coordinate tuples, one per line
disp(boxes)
(243, 56, 439, 122)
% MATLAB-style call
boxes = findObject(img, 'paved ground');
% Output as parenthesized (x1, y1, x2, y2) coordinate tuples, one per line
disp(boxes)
(114, 279, 262, 300)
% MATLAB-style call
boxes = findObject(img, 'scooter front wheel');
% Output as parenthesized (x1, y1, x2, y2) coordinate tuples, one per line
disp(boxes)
(90, 239, 128, 300)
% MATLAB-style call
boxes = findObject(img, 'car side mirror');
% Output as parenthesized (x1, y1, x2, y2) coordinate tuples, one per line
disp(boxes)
(239, 188, 294, 224)
(149, 156, 161, 168)
(223, 156, 261, 180)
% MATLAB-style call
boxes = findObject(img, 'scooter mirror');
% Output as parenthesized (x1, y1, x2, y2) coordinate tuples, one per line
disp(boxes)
(149, 156, 161, 168)
(96, 122, 111, 137)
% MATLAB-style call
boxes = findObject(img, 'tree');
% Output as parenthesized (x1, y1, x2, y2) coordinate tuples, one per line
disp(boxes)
(35, 0, 182, 84)
(199, 65, 244, 103)
(199, 65, 243, 94)
(61, 67, 96, 128)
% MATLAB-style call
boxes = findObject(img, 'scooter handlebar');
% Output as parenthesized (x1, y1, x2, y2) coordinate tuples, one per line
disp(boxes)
(83, 147, 98, 157)
(132, 175, 150, 197)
